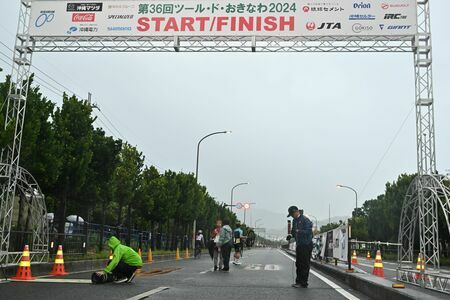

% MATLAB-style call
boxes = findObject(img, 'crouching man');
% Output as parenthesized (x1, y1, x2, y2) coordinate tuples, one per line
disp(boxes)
(92, 236, 142, 284)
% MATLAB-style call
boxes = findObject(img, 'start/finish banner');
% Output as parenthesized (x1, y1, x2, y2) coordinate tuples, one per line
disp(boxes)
(28, 0, 417, 37)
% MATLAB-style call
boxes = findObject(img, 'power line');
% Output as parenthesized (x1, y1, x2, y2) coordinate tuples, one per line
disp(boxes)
(359, 105, 415, 199)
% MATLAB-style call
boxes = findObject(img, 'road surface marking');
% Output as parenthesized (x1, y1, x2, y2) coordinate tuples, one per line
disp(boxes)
(278, 250, 360, 300)
(126, 287, 169, 300)
(10, 278, 92, 284)
(200, 269, 212, 274)
(245, 264, 263, 270)
(264, 264, 280, 271)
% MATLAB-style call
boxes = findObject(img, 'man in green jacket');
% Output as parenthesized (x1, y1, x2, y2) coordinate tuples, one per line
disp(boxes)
(94, 236, 143, 284)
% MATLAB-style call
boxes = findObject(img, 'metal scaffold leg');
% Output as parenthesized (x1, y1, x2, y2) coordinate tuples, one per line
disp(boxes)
(0, 1, 48, 265)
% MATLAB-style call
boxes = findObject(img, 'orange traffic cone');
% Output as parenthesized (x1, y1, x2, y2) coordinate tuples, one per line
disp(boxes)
(50, 245, 68, 276)
(372, 250, 384, 277)
(366, 251, 371, 260)
(176, 248, 180, 260)
(147, 248, 153, 263)
(351, 250, 358, 264)
(415, 253, 425, 280)
(12, 245, 35, 280)
(185, 248, 189, 259)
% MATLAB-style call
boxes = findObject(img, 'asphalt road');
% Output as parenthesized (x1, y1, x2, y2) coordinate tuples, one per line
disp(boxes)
(0, 248, 370, 300)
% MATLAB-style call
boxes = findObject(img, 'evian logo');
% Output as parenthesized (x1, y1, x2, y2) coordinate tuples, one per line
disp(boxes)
(72, 13, 95, 22)
(306, 22, 316, 31)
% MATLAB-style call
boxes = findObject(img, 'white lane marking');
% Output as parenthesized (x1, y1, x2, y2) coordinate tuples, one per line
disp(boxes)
(264, 264, 280, 271)
(357, 262, 396, 272)
(278, 250, 360, 300)
(126, 287, 169, 300)
(200, 269, 212, 274)
(10, 278, 92, 284)
(245, 264, 263, 270)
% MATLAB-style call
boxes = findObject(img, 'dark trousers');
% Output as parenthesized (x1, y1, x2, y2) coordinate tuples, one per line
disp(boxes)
(296, 243, 313, 285)
(112, 260, 138, 279)
(221, 242, 232, 269)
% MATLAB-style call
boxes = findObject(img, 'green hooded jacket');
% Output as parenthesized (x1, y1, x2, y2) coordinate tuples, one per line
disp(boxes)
(104, 236, 143, 273)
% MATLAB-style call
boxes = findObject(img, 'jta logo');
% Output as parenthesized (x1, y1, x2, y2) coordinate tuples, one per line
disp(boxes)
(307, 22, 341, 30)
(35, 11, 55, 28)
(318, 22, 341, 30)
(353, 2, 371, 9)
(384, 13, 407, 20)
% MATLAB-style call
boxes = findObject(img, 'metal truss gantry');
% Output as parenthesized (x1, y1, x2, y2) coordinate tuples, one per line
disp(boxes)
(1, 1, 449, 292)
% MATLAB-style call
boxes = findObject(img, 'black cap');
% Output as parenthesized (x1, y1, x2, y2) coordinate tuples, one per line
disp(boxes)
(287, 206, 299, 217)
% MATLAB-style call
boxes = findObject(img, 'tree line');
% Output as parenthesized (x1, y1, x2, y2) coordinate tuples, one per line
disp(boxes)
(0, 75, 238, 247)
(320, 173, 449, 246)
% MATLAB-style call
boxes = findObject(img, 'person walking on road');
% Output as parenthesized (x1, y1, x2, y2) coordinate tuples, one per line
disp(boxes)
(93, 236, 142, 284)
(232, 222, 244, 265)
(286, 206, 313, 288)
(217, 219, 233, 272)
(210, 219, 223, 271)
(195, 230, 205, 258)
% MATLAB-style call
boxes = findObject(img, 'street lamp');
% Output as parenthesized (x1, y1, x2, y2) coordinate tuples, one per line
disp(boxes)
(309, 215, 318, 231)
(255, 218, 262, 229)
(336, 184, 358, 213)
(242, 202, 256, 225)
(195, 130, 231, 181)
(336, 184, 358, 272)
(230, 182, 249, 212)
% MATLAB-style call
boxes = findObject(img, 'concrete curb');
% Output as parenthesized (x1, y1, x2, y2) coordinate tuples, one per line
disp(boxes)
(285, 250, 439, 300)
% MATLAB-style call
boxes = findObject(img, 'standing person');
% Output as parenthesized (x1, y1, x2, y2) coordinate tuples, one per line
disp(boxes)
(93, 236, 142, 284)
(286, 206, 313, 288)
(195, 230, 205, 258)
(217, 219, 233, 272)
(210, 219, 223, 271)
(232, 222, 244, 265)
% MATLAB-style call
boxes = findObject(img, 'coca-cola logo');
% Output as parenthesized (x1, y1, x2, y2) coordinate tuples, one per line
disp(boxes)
(72, 13, 95, 22)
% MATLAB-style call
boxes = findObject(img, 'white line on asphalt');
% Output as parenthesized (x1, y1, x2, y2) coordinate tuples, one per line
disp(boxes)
(200, 269, 211, 274)
(126, 287, 169, 300)
(278, 250, 360, 300)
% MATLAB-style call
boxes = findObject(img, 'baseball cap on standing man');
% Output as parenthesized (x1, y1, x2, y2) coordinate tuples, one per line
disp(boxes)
(287, 206, 299, 217)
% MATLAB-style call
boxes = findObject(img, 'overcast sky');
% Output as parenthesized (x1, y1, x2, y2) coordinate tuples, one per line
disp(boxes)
(1, 1, 449, 230)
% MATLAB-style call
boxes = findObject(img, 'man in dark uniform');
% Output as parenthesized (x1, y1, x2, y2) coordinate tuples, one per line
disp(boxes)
(286, 206, 313, 288)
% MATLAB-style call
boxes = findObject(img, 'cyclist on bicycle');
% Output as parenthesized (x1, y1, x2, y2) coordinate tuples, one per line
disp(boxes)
(232, 222, 245, 265)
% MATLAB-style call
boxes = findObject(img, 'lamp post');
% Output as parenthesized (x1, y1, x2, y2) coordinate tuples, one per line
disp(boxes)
(336, 184, 358, 272)
(193, 130, 230, 250)
(255, 218, 262, 229)
(242, 202, 256, 225)
(230, 182, 249, 212)
(309, 215, 318, 232)
(195, 131, 231, 181)
(336, 184, 358, 214)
